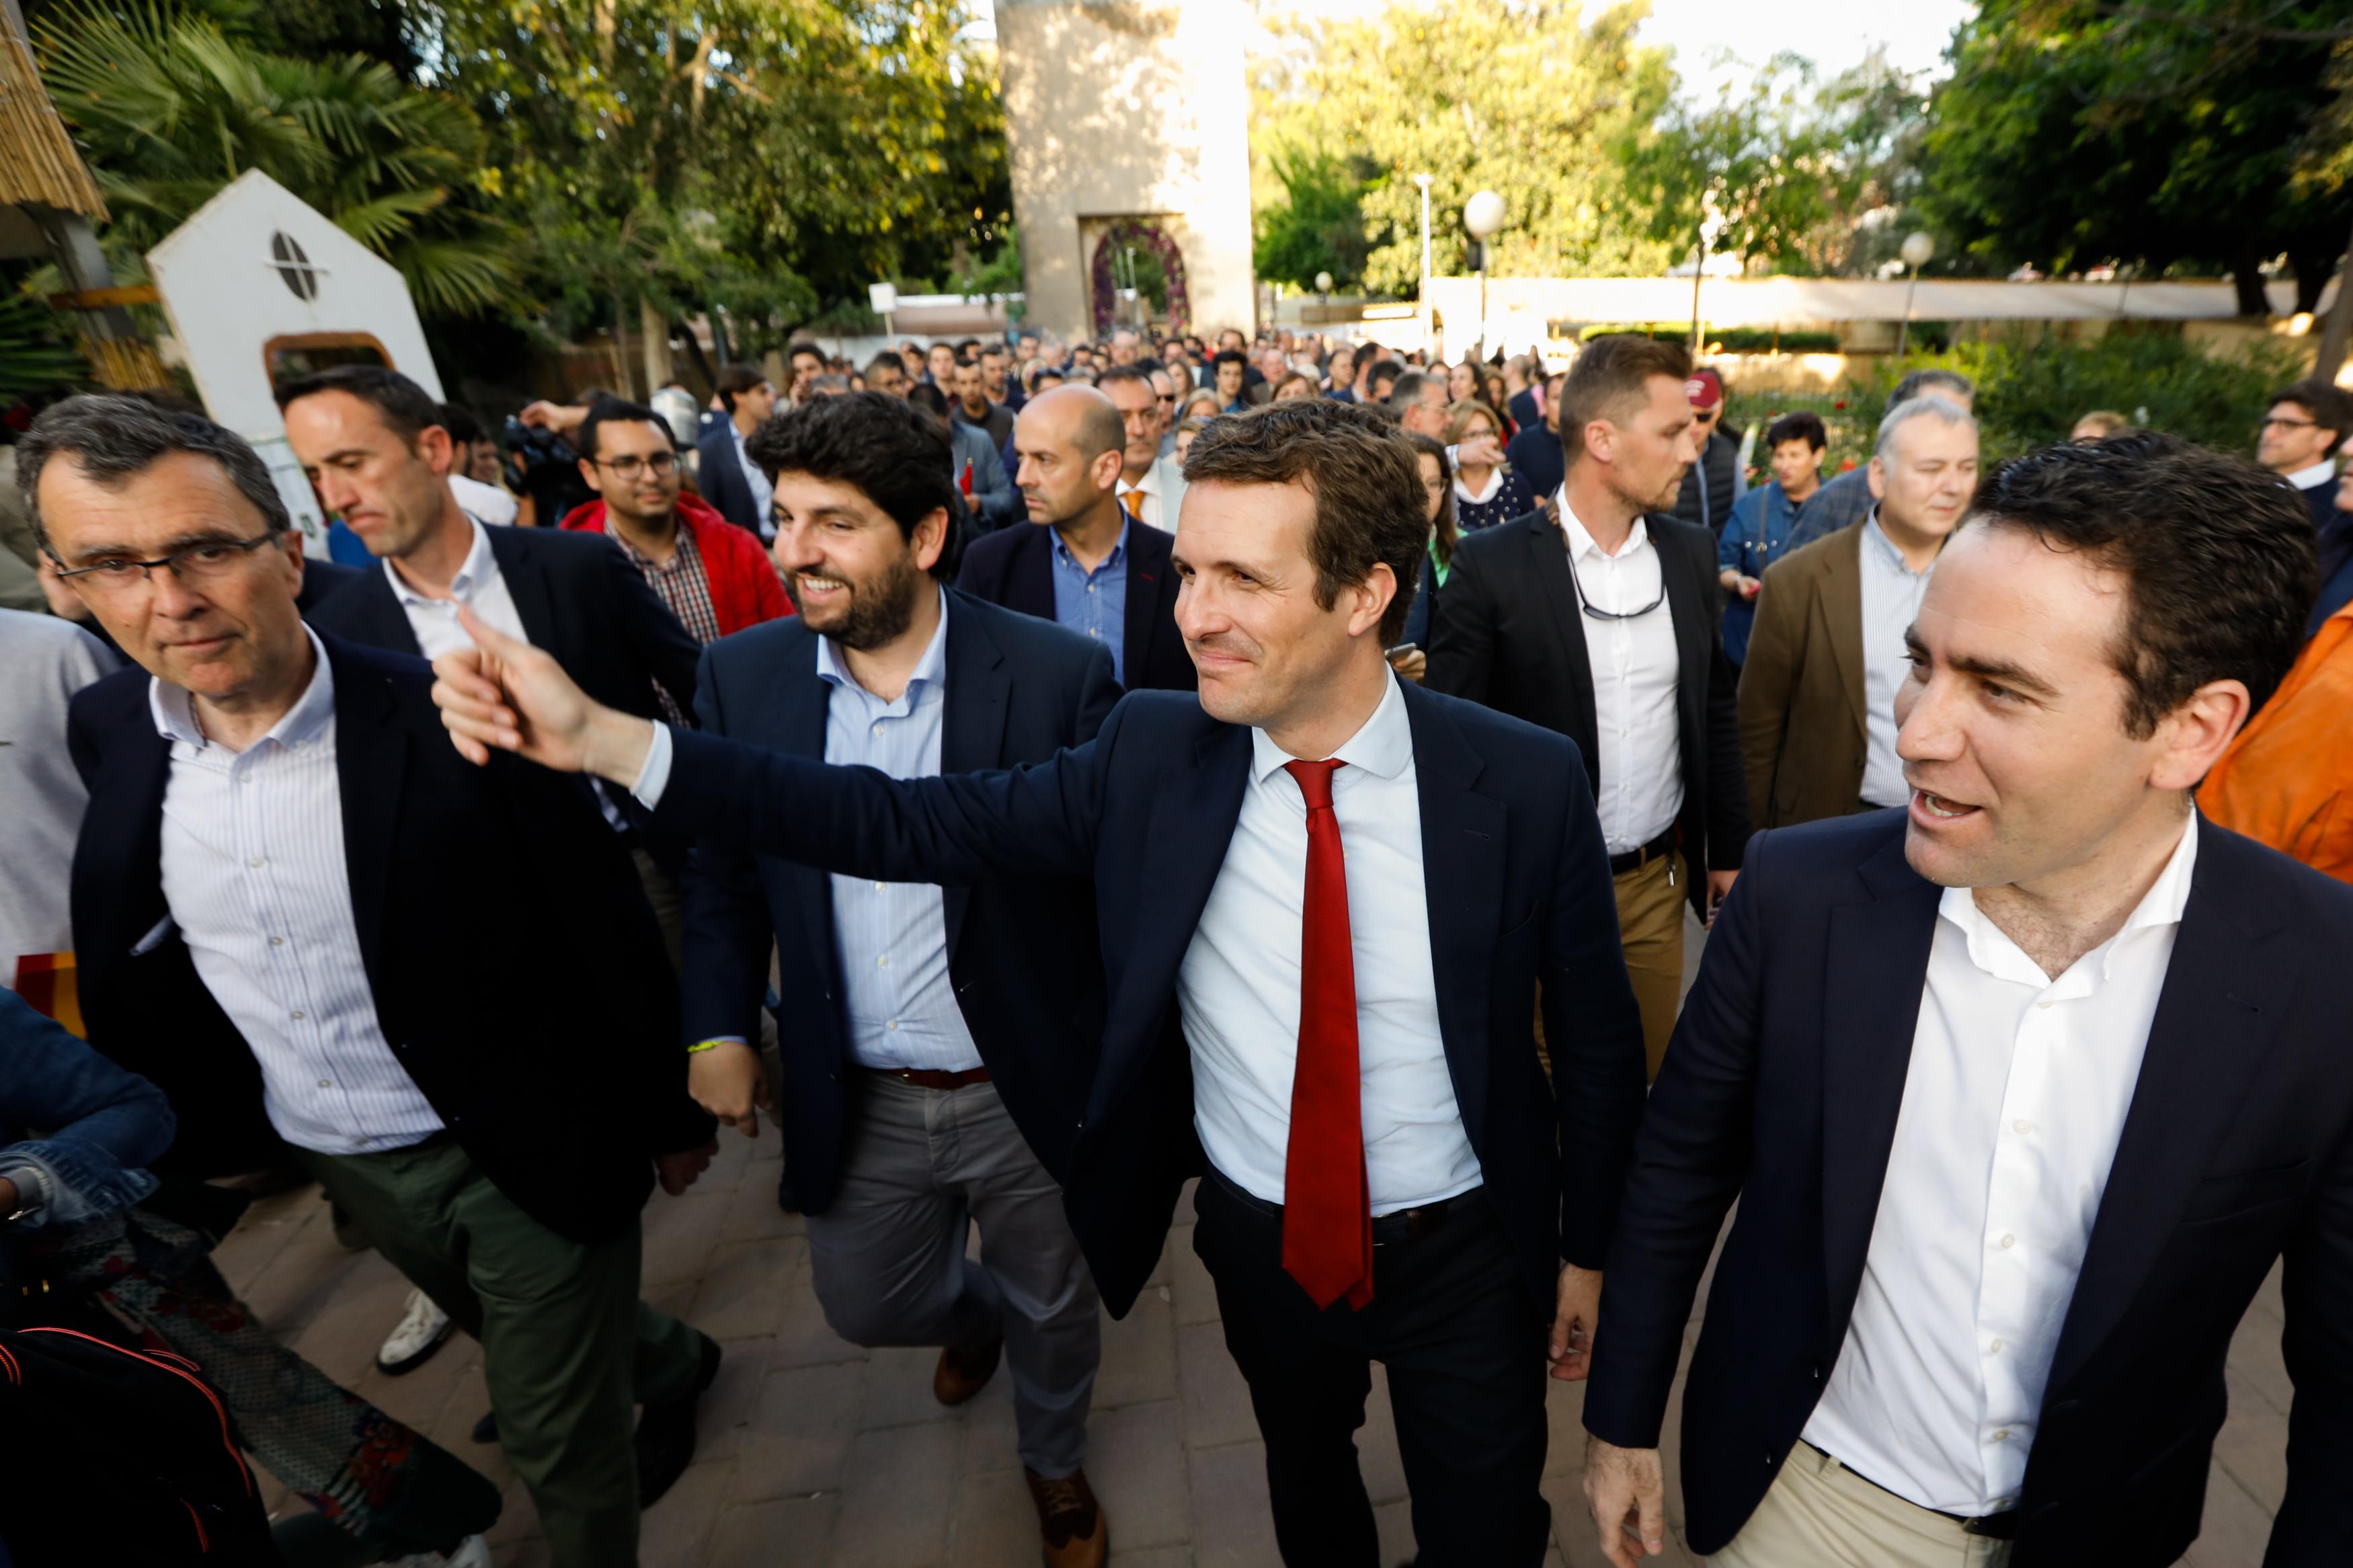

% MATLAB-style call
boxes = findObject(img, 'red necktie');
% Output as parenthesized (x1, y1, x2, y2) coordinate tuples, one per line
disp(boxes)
(1281, 759, 1374, 1311)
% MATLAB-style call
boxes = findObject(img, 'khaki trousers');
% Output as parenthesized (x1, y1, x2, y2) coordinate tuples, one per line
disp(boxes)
(1708, 1444, 2016, 1568)
(1611, 850, 1687, 1081)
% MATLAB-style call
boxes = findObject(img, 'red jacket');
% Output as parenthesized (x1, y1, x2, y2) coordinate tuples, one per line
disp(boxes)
(559, 491, 793, 636)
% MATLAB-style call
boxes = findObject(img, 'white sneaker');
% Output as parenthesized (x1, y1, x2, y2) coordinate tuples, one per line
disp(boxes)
(374, 1288, 454, 1375)
(378, 1535, 491, 1568)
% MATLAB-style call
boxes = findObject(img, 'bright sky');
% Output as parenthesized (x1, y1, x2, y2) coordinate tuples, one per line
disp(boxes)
(1633, 0, 1978, 97)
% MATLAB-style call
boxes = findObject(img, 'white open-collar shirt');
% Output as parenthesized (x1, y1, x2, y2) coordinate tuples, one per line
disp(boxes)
(1554, 491, 1683, 855)
(1802, 813, 2200, 1516)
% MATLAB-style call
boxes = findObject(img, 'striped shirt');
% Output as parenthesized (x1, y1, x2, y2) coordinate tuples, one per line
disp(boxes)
(609, 518, 723, 647)
(152, 629, 442, 1155)
(818, 589, 984, 1072)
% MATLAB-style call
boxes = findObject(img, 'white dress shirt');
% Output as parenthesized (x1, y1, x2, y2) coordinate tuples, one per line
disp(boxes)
(2285, 458, 2338, 492)
(153, 628, 444, 1155)
(383, 517, 527, 659)
(732, 426, 776, 538)
(1177, 672, 1482, 1213)
(1556, 492, 1683, 854)
(817, 593, 984, 1072)
(1117, 457, 1181, 532)
(1857, 513, 1938, 810)
(0, 611, 116, 991)
(1802, 813, 2200, 1516)
(448, 473, 519, 527)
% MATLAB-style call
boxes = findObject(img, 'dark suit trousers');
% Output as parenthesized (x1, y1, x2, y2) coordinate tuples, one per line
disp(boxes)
(1191, 1167, 1551, 1568)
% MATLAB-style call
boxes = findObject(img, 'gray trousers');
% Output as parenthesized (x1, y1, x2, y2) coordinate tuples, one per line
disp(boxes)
(807, 1074, 1099, 1477)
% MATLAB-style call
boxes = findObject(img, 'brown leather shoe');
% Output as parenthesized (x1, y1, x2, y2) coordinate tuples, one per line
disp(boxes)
(1024, 1467, 1108, 1568)
(932, 1335, 1002, 1405)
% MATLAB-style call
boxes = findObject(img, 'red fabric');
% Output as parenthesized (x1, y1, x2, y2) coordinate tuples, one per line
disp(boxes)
(1279, 758, 1373, 1311)
(559, 491, 793, 635)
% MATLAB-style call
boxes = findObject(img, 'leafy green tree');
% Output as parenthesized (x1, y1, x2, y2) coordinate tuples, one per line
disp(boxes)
(419, 0, 1010, 337)
(1254, 145, 1377, 292)
(1253, 0, 1677, 297)
(1923, 0, 2353, 315)
(36, 1, 519, 317)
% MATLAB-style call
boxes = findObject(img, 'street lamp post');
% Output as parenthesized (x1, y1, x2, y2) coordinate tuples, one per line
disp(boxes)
(1414, 173, 1433, 354)
(1464, 189, 1506, 360)
(1897, 231, 1935, 360)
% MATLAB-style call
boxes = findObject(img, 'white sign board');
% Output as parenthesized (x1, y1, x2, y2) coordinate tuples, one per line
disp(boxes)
(147, 169, 446, 548)
(868, 281, 899, 316)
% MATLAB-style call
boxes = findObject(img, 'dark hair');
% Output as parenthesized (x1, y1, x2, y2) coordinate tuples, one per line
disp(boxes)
(787, 341, 826, 364)
(2270, 378, 2353, 446)
(20, 393, 291, 551)
(273, 364, 444, 443)
(1365, 359, 1404, 391)
(713, 364, 768, 410)
(1211, 349, 1248, 372)
(1096, 364, 1154, 394)
(439, 403, 485, 446)
(1182, 399, 1427, 643)
(746, 392, 962, 579)
(1765, 411, 1827, 452)
(1968, 432, 2317, 735)
(1890, 367, 1973, 407)
(1556, 334, 1691, 466)
(865, 351, 904, 382)
(1404, 430, 1460, 570)
(576, 398, 674, 460)
(906, 382, 951, 420)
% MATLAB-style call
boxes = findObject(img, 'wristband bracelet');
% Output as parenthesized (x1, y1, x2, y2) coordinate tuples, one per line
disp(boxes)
(686, 1040, 727, 1055)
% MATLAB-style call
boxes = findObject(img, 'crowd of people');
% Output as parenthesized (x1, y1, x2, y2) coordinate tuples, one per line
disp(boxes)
(1, 315, 2351, 1568)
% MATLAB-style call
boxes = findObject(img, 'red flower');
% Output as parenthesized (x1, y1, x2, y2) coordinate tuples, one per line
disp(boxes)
(1833, 399, 1847, 410)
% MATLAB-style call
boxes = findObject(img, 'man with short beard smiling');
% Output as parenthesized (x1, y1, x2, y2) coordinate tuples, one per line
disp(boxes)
(681, 392, 1123, 1568)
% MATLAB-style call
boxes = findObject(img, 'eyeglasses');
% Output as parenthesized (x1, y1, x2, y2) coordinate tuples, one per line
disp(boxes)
(1565, 554, 1667, 621)
(593, 452, 680, 479)
(2258, 417, 2317, 432)
(51, 532, 283, 595)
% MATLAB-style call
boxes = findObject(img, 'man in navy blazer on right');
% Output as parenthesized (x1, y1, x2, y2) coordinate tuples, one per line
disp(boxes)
(1582, 435, 2353, 1568)
(432, 399, 1649, 1567)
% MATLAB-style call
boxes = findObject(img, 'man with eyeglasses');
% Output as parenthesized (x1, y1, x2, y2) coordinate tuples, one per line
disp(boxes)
(555, 397, 791, 652)
(2256, 380, 2352, 599)
(28, 394, 723, 1568)
(1429, 334, 1749, 1079)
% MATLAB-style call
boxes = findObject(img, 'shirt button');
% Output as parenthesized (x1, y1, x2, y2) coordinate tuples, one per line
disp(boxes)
(247, 856, 266, 869)
(876, 954, 889, 968)
(886, 1020, 899, 1032)
(871, 723, 882, 736)
(2013, 1119, 2034, 1134)
(317, 1078, 331, 1089)
(269, 936, 284, 947)
(1991, 1430, 2011, 1442)
(1989, 1338, 2005, 1353)
(1999, 1233, 2016, 1249)
(873, 882, 886, 893)
(290, 1010, 305, 1021)
(2035, 1000, 2052, 1010)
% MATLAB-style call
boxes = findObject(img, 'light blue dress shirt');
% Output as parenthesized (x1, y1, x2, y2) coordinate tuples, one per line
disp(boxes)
(817, 590, 984, 1072)
(1049, 520, 1129, 686)
(1858, 512, 1938, 809)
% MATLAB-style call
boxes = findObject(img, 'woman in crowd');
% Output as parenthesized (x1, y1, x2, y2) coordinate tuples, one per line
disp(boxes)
(1445, 399, 1537, 531)
(1173, 415, 1213, 464)
(1181, 386, 1224, 424)
(1394, 430, 1462, 673)
(1447, 360, 1481, 406)
(1272, 371, 1320, 402)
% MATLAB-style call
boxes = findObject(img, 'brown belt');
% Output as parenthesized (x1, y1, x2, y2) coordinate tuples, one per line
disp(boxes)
(861, 1065, 993, 1091)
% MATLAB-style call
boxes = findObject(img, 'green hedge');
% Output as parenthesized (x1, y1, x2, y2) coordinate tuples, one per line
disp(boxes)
(1723, 326, 2305, 475)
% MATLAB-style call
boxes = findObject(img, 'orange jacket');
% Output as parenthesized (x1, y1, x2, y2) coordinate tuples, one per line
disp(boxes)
(2201, 602, 2353, 883)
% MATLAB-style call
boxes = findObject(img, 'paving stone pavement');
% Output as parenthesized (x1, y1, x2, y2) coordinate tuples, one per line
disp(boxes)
(209, 911, 2290, 1566)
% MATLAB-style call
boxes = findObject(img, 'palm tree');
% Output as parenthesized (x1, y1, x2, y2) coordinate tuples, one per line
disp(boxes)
(35, 2, 520, 317)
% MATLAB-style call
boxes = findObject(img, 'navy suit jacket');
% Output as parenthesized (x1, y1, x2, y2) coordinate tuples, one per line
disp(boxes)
(955, 520, 1197, 694)
(694, 423, 764, 536)
(1585, 810, 2353, 1565)
(67, 636, 713, 1246)
(1503, 423, 1565, 501)
(680, 590, 1119, 1211)
(651, 681, 1648, 1317)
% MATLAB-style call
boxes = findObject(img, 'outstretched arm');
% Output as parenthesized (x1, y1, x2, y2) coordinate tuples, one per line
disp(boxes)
(434, 606, 1112, 888)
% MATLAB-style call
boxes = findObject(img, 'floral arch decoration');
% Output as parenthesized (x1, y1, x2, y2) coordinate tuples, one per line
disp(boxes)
(1088, 218, 1191, 339)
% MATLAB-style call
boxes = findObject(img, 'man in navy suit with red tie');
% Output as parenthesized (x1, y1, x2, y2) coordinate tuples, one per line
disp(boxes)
(430, 399, 1648, 1566)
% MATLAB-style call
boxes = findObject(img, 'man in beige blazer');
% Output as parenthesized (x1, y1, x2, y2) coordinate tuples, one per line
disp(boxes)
(1737, 397, 1979, 827)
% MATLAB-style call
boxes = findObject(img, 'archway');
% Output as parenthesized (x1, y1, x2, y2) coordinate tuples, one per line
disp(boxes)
(1088, 218, 1191, 338)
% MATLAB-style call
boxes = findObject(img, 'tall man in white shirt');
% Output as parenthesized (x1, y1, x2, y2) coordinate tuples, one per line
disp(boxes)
(1583, 435, 2353, 1568)
(429, 398, 1651, 1567)
(1431, 334, 1749, 1075)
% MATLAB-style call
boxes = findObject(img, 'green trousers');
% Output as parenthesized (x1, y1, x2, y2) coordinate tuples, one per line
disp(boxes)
(298, 1139, 705, 1568)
